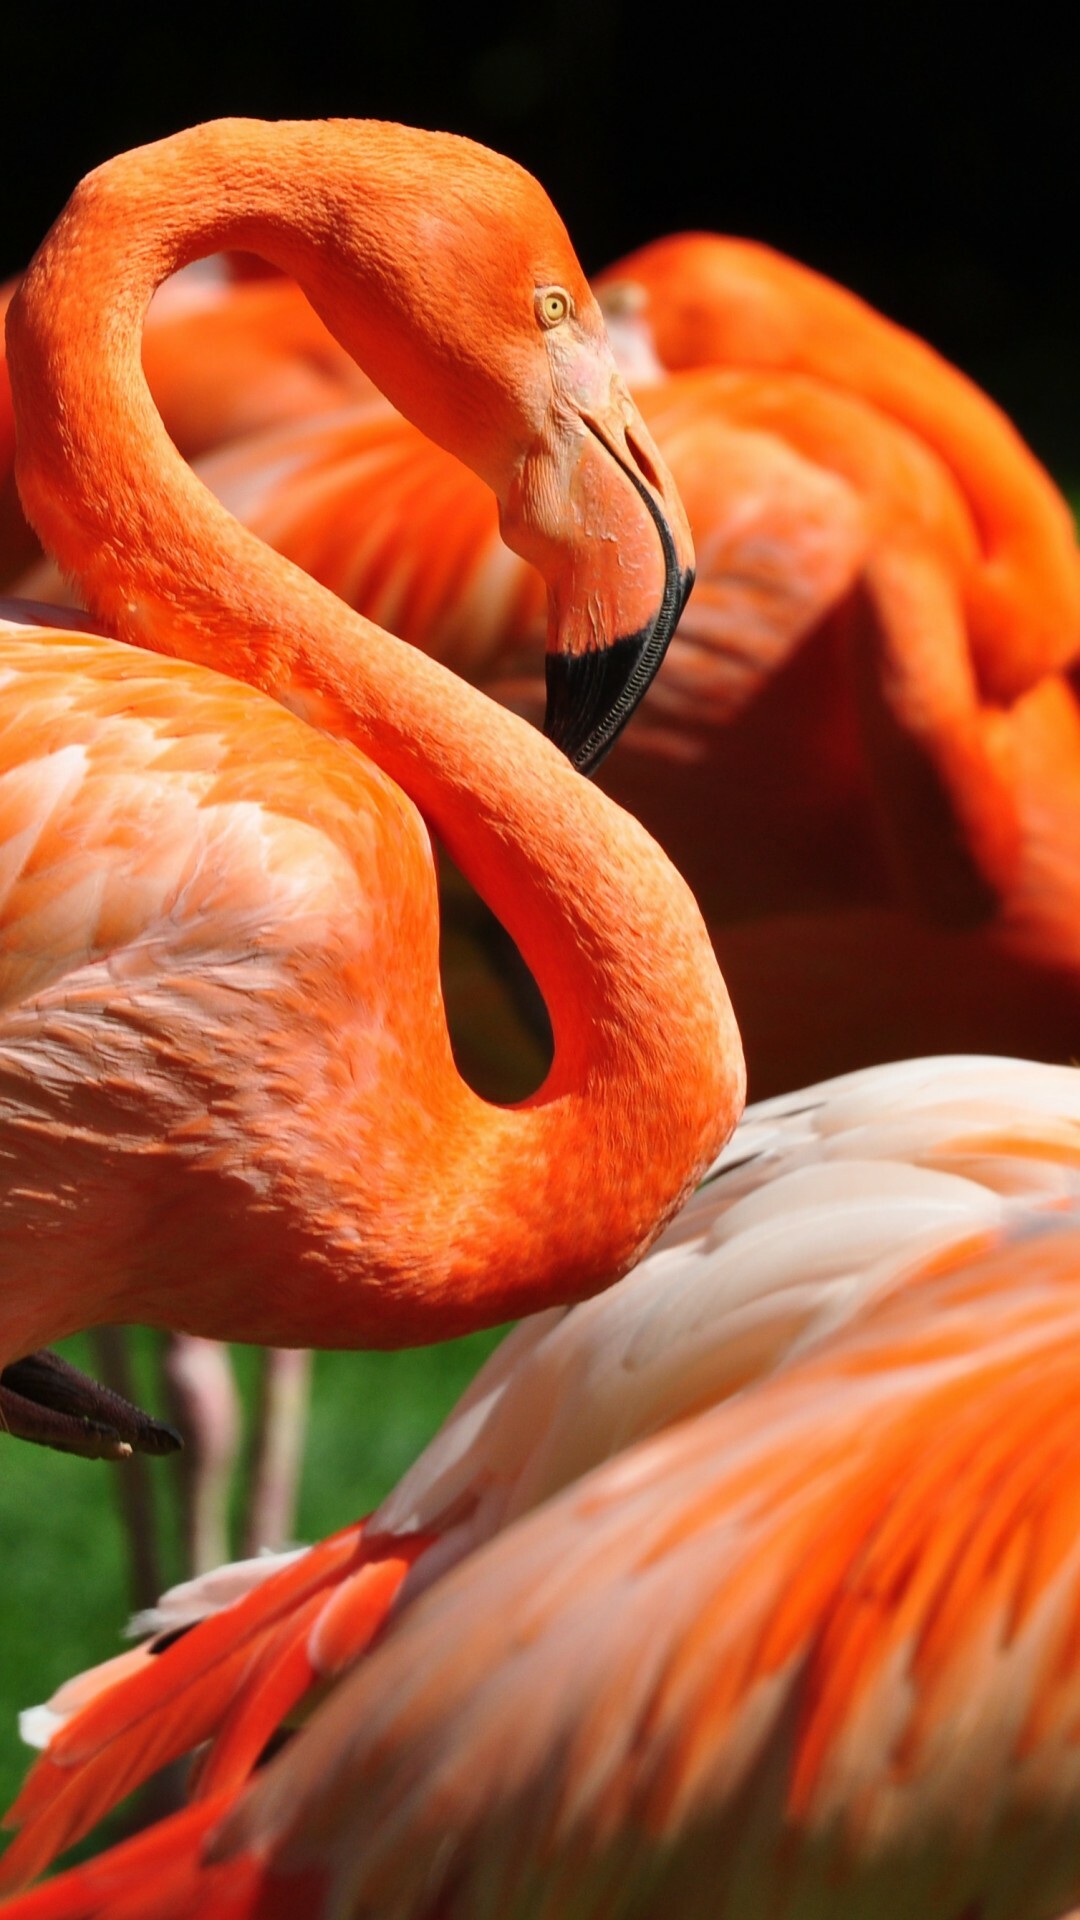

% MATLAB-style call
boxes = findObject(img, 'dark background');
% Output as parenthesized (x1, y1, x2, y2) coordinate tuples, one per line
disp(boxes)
(1, 7, 1075, 480)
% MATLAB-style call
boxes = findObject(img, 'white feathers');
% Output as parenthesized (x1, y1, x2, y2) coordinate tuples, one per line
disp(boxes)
(377, 1057, 1080, 1550)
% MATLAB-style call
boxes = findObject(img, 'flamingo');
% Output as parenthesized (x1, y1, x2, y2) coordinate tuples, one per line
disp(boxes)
(1, 1053, 1078, 1892)
(0, 116, 739, 1454)
(2, 1055, 1079, 1911)
(13, 234, 1078, 1094)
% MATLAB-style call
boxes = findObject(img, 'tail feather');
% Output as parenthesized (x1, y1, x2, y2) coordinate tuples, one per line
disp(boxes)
(185, 1594, 328, 1803)
(0, 1520, 425, 1891)
(306, 1542, 429, 1676)
(194, 1542, 428, 1800)
(0, 1793, 272, 1920)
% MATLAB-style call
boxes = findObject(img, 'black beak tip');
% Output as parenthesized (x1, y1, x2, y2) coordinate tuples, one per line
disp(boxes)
(545, 563, 694, 777)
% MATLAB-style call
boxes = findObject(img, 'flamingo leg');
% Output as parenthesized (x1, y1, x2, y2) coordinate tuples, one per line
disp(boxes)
(240, 1348, 312, 1558)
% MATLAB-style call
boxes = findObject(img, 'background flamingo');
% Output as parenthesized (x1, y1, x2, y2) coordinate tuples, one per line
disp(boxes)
(2, 1054, 1079, 1909)
(170, 344, 1080, 1091)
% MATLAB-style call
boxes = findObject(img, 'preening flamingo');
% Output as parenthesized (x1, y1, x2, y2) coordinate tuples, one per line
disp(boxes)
(2, 1055, 1079, 1911)
(12, 233, 1077, 1092)
(0, 117, 740, 1452)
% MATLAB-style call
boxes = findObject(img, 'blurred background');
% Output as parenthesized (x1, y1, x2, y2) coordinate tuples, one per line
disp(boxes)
(0, 0, 1075, 1837)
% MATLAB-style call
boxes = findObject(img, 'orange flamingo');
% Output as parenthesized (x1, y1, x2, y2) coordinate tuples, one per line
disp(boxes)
(0, 117, 738, 1453)
(0, 253, 377, 1509)
(14, 233, 1077, 1093)
(3, 1055, 1079, 1910)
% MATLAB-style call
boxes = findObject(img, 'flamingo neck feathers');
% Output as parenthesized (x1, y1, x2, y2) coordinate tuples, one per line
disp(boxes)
(6, 120, 744, 1340)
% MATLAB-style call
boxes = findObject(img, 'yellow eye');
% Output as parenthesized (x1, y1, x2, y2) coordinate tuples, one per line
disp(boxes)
(536, 287, 571, 329)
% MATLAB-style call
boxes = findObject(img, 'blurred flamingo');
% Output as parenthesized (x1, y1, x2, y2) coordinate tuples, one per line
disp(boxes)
(167, 364, 1080, 1090)
(595, 232, 1079, 694)
(3, 1054, 1079, 1911)
(0, 118, 732, 1453)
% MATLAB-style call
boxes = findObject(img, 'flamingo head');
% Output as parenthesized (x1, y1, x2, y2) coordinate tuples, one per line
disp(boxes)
(496, 296, 696, 776)
(309, 126, 695, 775)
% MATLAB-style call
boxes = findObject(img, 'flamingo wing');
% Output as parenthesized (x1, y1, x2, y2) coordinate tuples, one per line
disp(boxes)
(5, 1057, 1078, 1888)
(0, 614, 451, 1364)
(9, 1210, 1080, 1918)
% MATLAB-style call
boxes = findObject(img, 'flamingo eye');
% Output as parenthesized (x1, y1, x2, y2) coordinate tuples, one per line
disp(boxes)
(536, 287, 572, 329)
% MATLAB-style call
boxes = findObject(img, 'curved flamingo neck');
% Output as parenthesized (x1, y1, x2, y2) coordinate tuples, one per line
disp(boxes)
(5, 120, 744, 1339)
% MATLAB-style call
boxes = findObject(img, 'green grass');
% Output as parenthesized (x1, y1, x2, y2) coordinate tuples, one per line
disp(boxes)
(0, 1324, 503, 1823)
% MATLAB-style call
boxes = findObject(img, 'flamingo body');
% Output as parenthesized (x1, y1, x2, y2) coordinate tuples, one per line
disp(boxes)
(0, 615, 446, 1358)
(197, 1215, 1080, 1920)
(14, 1219, 1080, 1920)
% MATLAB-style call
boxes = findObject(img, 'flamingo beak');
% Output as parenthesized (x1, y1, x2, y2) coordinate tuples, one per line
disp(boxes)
(500, 378, 694, 777)
(544, 412, 695, 774)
